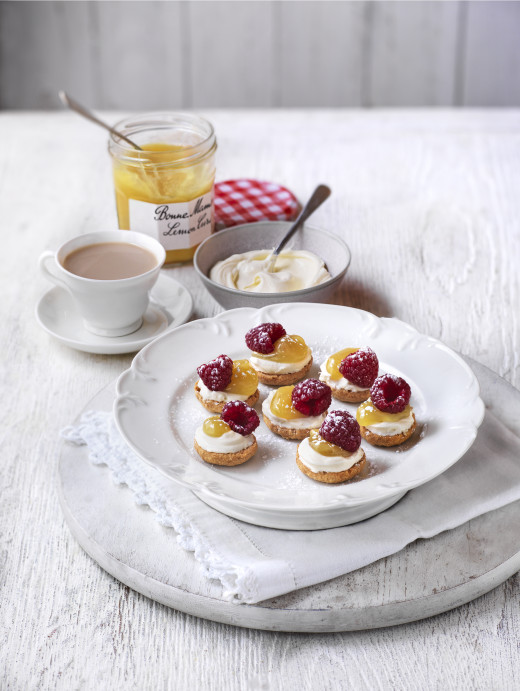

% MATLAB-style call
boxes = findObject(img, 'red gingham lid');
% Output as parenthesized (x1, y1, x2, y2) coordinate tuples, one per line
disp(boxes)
(214, 179, 300, 229)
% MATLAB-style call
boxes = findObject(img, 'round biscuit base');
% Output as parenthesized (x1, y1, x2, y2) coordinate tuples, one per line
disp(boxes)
(296, 448, 367, 484)
(194, 438, 258, 466)
(263, 413, 317, 441)
(360, 414, 417, 447)
(253, 357, 313, 386)
(329, 386, 370, 403)
(194, 384, 260, 413)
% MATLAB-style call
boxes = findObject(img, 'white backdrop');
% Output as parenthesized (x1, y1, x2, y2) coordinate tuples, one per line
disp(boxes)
(1, 0, 519, 109)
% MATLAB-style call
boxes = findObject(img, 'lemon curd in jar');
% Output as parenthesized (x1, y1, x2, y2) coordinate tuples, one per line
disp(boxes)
(109, 113, 217, 264)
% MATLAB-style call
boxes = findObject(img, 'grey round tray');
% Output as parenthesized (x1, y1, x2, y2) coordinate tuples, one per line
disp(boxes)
(58, 358, 520, 632)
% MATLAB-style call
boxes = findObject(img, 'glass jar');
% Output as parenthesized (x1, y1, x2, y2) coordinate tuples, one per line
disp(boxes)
(108, 112, 217, 264)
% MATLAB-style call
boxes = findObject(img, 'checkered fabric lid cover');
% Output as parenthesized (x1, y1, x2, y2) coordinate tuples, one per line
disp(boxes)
(214, 179, 300, 229)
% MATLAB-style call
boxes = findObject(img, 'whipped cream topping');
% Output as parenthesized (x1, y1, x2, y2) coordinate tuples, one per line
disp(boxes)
(210, 249, 331, 293)
(364, 409, 415, 436)
(196, 379, 250, 402)
(194, 425, 254, 454)
(250, 351, 311, 375)
(319, 361, 368, 392)
(298, 437, 364, 474)
(262, 390, 327, 430)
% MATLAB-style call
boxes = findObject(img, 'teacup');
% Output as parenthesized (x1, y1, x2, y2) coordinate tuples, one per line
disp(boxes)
(39, 230, 166, 337)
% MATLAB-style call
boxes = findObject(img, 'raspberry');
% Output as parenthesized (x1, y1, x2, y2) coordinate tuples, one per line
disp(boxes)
(245, 322, 286, 354)
(339, 347, 379, 388)
(197, 354, 233, 391)
(291, 379, 331, 417)
(320, 410, 361, 453)
(221, 401, 260, 436)
(370, 374, 411, 413)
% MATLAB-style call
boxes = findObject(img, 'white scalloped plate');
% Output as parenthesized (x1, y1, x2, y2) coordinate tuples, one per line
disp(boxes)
(114, 304, 485, 529)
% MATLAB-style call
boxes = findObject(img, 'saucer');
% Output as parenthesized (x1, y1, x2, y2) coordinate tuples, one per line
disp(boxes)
(36, 272, 193, 355)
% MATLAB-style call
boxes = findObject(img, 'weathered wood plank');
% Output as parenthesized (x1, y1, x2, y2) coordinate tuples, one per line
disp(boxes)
(368, 1, 461, 107)
(463, 2, 520, 106)
(277, 2, 365, 107)
(188, 1, 275, 108)
(0, 1, 95, 109)
(2, 2, 520, 110)
(89, 1, 185, 110)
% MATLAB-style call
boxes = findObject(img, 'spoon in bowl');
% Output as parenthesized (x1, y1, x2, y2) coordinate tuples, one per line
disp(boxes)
(58, 91, 143, 151)
(266, 184, 331, 271)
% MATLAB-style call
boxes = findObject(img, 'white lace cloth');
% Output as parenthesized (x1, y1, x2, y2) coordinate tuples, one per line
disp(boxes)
(61, 410, 520, 604)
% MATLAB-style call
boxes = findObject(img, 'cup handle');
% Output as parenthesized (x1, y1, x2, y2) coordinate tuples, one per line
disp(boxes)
(39, 251, 69, 293)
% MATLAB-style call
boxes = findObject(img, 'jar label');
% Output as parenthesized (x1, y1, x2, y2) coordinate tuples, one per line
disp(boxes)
(128, 190, 214, 250)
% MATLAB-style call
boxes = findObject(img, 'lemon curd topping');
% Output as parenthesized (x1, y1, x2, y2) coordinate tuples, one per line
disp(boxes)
(252, 335, 310, 363)
(270, 385, 307, 420)
(325, 348, 359, 381)
(225, 359, 258, 397)
(356, 400, 412, 426)
(202, 416, 231, 437)
(308, 429, 351, 458)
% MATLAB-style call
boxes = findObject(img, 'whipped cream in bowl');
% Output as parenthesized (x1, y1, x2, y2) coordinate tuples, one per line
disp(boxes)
(210, 249, 330, 293)
(194, 221, 351, 310)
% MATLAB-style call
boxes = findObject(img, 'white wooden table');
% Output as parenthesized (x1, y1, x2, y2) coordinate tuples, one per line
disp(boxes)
(1, 110, 519, 690)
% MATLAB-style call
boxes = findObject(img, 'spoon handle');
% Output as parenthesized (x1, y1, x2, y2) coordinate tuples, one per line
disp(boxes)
(272, 184, 331, 256)
(58, 91, 143, 151)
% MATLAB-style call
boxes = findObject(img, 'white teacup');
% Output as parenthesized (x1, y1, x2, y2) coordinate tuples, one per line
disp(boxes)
(39, 230, 166, 337)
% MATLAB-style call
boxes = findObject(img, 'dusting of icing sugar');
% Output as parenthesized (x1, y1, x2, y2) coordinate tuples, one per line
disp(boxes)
(165, 334, 422, 493)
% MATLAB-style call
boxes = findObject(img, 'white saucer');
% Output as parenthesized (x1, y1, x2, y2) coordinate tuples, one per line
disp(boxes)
(36, 272, 193, 355)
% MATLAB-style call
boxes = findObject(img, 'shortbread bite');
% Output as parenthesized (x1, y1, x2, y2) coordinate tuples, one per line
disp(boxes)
(194, 438, 258, 466)
(319, 347, 376, 403)
(262, 413, 315, 441)
(194, 403, 259, 466)
(296, 447, 366, 484)
(261, 386, 329, 441)
(256, 357, 313, 386)
(360, 413, 417, 447)
(328, 385, 370, 404)
(194, 383, 259, 413)
(247, 325, 313, 386)
(194, 357, 260, 412)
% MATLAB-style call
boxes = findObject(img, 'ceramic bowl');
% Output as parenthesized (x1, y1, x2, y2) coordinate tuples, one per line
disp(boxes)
(193, 221, 351, 309)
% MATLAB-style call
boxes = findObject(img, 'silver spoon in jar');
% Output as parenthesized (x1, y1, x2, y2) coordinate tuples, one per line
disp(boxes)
(266, 184, 331, 271)
(58, 91, 143, 151)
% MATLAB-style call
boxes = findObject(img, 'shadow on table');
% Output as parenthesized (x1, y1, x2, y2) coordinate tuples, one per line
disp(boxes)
(330, 278, 393, 318)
